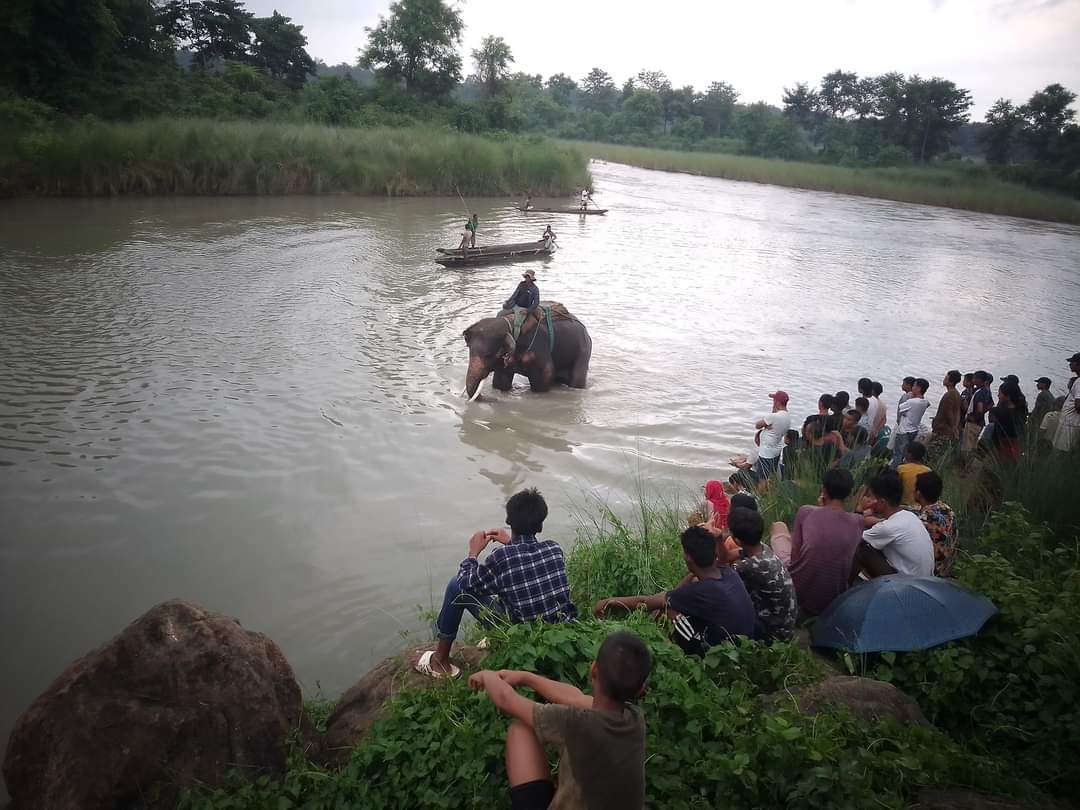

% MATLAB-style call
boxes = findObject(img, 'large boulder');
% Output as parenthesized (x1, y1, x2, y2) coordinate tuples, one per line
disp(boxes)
(320, 644, 486, 767)
(3, 600, 302, 810)
(763, 675, 929, 726)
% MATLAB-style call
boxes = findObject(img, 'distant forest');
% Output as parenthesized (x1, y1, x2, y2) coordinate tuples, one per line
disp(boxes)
(2, 0, 1077, 195)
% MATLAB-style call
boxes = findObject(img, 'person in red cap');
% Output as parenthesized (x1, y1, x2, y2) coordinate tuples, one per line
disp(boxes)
(752, 391, 791, 489)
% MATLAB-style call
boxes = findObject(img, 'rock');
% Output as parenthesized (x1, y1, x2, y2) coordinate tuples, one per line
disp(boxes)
(763, 675, 929, 726)
(320, 644, 487, 767)
(3, 600, 302, 810)
(912, 789, 1055, 809)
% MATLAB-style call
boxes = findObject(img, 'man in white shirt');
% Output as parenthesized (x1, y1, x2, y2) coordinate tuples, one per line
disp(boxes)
(1052, 352, 1080, 452)
(892, 377, 931, 468)
(752, 391, 791, 490)
(854, 470, 935, 578)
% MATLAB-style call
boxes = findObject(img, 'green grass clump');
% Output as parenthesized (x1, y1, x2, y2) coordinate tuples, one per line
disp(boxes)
(0, 118, 590, 197)
(182, 617, 1040, 810)
(569, 141, 1080, 225)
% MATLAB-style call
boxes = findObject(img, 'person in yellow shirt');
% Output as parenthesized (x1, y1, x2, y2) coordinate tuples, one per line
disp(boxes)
(896, 442, 932, 505)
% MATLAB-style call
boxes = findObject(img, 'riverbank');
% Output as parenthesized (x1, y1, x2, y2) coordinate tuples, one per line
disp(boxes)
(5, 451, 1077, 807)
(167, 450, 1078, 809)
(0, 118, 589, 197)
(569, 141, 1080, 225)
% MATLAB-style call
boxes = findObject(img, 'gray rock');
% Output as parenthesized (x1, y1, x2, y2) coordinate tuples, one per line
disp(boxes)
(764, 675, 929, 726)
(3, 600, 301, 810)
(320, 644, 486, 767)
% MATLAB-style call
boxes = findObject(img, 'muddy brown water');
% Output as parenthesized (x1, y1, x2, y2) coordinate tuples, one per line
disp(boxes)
(2, 161, 1079, 766)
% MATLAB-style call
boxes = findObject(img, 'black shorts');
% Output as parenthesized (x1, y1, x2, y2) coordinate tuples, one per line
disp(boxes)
(510, 779, 555, 810)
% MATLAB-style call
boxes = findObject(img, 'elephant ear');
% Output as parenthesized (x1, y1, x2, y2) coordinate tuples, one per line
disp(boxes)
(463, 326, 472, 344)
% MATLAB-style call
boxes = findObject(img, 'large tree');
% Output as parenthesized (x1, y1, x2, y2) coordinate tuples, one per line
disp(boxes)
(902, 76, 972, 161)
(819, 69, 860, 118)
(250, 10, 315, 88)
(623, 89, 663, 132)
(471, 35, 513, 97)
(167, 0, 254, 67)
(1021, 83, 1077, 162)
(782, 82, 820, 133)
(697, 81, 738, 136)
(546, 73, 577, 107)
(983, 98, 1024, 165)
(579, 67, 617, 114)
(359, 0, 463, 98)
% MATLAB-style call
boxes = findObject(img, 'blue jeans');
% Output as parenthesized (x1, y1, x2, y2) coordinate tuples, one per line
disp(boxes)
(751, 454, 780, 483)
(892, 431, 917, 467)
(434, 576, 506, 642)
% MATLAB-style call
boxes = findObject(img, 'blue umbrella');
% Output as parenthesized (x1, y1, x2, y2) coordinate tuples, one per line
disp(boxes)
(811, 575, 997, 653)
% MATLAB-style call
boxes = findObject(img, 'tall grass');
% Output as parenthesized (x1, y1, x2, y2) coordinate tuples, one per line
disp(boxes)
(570, 141, 1080, 225)
(0, 118, 590, 197)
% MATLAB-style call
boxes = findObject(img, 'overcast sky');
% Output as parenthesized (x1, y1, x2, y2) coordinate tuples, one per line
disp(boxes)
(245, 0, 1080, 117)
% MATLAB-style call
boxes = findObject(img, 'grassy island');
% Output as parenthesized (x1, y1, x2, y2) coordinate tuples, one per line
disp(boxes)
(182, 451, 1080, 810)
(0, 118, 589, 198)
(572, 141, 1080, 225)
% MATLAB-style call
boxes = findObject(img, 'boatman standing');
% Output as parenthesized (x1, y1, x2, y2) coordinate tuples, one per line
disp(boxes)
(503, 269, 540, 314)
(541, 224, 556, 248)
(579, 187, 592, 210)
(459, 213, 479, 250)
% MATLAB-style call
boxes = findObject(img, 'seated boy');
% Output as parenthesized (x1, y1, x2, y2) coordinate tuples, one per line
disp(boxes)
(592, 526, 756, 654)
(896, 441, 931, 505)
(418, 488, 577, 678)
(469, 631, 652, 810)
(910, 470, 959, 577)
(854, 470, 935, 578)
(728, 506, 798, 642)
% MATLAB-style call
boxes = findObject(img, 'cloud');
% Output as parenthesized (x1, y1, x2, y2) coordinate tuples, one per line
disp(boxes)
(991, 0, 1071, 18)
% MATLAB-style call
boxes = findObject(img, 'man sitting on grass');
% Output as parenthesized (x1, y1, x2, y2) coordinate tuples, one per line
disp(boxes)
(417, 488, 576, 678)
(468, 631, 651, 810)
(855, 470, 935, 578)
(592, 526, 756, 654)
(910, 471, 959, 578)
(728, 506, 798, 642)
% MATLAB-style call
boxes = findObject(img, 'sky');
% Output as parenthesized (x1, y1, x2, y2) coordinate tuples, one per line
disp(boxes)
(245, 0, 1080, 117)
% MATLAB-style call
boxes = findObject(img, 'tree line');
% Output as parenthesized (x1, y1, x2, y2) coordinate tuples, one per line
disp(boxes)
(2, 0, 1077, 194)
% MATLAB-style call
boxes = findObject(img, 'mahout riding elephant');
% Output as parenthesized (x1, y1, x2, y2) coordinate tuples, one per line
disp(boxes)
(462, 304, 591, 398)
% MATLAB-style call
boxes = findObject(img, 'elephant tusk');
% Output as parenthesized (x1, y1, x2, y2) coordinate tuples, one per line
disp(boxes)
(468, 379, 484, 402)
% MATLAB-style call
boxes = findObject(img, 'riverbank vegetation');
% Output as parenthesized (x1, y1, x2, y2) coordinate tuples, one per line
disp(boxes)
(575, 142, 1080, 224)
(181, 448, 1080, 809)
(0, 109, 588, 196)
(3, 1, 1078, 214)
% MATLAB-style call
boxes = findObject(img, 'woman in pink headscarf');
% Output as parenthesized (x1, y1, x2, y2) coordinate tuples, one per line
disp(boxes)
(703, 480, 730, 531)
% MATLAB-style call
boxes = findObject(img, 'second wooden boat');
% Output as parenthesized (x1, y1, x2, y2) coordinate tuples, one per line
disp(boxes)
(521, 206, 608, 215)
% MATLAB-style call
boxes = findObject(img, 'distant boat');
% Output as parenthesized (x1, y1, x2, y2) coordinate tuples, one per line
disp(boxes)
(435, 239, 556, 267)
(521, 206, 608, 216)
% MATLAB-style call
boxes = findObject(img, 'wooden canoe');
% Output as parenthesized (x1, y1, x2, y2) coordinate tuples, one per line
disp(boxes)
(521, 206, 607, 215)
(435, 239, 556, 267)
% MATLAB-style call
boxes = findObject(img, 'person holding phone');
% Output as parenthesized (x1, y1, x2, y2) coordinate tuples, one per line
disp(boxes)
(417, 488, 577, 678)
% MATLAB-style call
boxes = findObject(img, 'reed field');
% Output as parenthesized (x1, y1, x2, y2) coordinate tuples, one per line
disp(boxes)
(571, 141, 1080, 225)
(0, 118, 590, 197)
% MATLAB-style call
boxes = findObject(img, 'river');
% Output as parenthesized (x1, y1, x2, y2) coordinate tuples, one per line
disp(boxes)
(2, 161, 1079, 759)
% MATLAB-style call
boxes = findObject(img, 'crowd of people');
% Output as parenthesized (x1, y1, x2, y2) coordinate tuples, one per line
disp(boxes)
(415, 351, 1079, 810)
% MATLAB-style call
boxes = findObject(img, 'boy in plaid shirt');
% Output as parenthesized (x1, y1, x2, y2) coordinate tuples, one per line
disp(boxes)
(417, 488, 577, 678)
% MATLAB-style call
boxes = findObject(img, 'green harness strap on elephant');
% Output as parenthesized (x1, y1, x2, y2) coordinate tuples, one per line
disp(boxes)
(508, 306, 555, 353)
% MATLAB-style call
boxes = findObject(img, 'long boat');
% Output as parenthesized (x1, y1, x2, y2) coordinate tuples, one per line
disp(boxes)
(435, 239, 556, 267)
(521, 206, 608, 215)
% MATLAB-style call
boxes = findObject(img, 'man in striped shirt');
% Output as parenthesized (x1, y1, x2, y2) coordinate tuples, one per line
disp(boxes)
(417, 488, 577, 678)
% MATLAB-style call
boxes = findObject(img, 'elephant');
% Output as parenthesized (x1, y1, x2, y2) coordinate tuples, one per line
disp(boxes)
(463, 304, 592, 398)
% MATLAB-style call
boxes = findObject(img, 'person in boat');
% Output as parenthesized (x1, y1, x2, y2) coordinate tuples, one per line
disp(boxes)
(459, 213, 478, 250)
(541, 225, 556, 248)
(579, 188, 592, 210)
(503, 269, 540, 315)
(522, 193, 533, 212)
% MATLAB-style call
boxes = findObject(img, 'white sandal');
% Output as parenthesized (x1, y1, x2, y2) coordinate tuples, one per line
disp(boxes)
(414, 650, 461, 679)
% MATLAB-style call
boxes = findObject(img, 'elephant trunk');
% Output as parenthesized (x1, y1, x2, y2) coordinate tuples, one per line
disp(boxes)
(464, 356, 491, 400)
